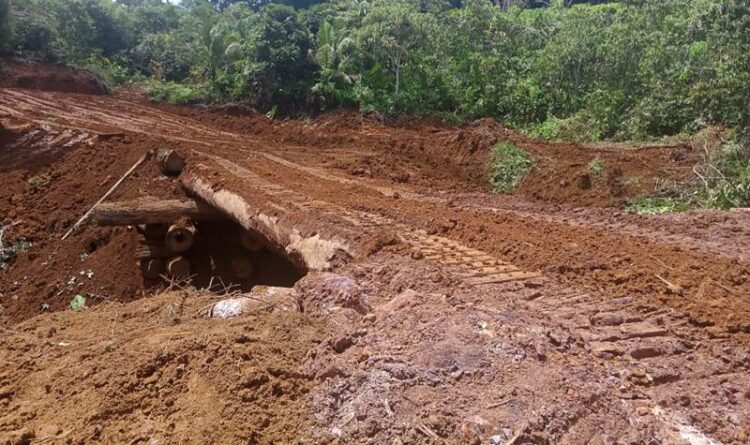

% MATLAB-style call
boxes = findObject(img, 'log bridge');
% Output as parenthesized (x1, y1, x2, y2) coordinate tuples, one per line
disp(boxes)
(89, 148, 278, 283)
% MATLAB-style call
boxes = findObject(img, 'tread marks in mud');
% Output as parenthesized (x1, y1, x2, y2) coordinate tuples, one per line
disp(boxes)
(398, 230, 543, 285)
(198, 151, 543, 286)
(524, 282, 750, 442)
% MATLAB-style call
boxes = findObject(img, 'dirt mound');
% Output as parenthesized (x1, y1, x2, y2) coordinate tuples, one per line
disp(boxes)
(0, 120, 182, 323)
(160, 106, 699, 208)
(0, 59, 107, 95)
(0, 290, 325, 444)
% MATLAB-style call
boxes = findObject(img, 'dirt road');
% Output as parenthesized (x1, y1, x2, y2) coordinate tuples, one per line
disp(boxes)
(1, 87, 749, 444)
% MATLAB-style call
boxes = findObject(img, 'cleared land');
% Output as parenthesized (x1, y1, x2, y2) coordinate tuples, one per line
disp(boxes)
(1, 77, 749, 444)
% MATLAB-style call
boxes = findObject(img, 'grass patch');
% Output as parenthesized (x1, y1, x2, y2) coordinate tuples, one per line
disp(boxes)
(489, 142, 534, 194)
(626, 197, 690, 215)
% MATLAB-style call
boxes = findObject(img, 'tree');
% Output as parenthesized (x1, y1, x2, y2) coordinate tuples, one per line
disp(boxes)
(357, 0, 424, 98)
(0, 0, 10, 54)
(238, 4, 316, 108)
(309, 19, 357, 107)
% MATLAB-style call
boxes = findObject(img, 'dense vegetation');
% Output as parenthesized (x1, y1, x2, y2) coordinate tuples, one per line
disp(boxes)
(1, 0, 749, 207)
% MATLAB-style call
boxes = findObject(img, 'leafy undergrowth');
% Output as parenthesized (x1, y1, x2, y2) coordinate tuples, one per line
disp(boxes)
(626, 197, 690, 215)
(626, 137, 750, 215)
(0, 225, 30, 270)
(489, 142, 534, 194)
(147, 81, 209, 105)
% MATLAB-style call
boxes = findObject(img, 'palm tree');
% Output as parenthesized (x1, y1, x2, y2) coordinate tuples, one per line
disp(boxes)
(309, 20, 357, 105)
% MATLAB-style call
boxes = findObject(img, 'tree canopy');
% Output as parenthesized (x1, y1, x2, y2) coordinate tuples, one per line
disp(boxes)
(1, 0, 749, 144)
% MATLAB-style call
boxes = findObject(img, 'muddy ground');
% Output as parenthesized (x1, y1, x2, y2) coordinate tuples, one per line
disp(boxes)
(1, 69, 749, 444)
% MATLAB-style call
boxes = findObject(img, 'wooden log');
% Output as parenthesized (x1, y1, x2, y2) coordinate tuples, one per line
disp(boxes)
(135, 239, 170, 259)
(139, 258, 165, 279)
(166, 219, 196, 253)
(167, 256, 191, 279)
(137, 223, 169, 240)
(240, 230, 264, 252)
(156, 149, 185, 176)
(95, 198, 224, 226)
(230, 255, 254, 280)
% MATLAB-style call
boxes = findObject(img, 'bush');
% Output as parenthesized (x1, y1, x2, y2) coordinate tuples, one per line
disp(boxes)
(587, 157, 606, 177)
(147, 81, 209, 105)
(489, 142, 534, 194)
(697, 139, 750, 209)
(626, 197, 690, 215)
(0, 0, 10, 54)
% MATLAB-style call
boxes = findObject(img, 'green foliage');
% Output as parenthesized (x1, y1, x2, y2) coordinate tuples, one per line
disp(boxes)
(626, 197, 690, 215)
(69, 294, 87, 311)
(697, 140, 750, 209)
(309, 20, 357, 108)
(587, 157, 606, 177)
(489, 142, 534, 194)
(0, 226, 30, 270)
(0, 0, 10, 54)
(147, 81, 209, 105)
(238, 4, 317, 109)
(2, 0, 750, 143)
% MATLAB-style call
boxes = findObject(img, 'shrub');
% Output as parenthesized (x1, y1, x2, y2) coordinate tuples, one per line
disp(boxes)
(697, 139, 750, 209)
(587, 157, 606, 177)
(489, 142, 534, 194)
(626, 197, 690, 215)
(147, 81, 208, 105)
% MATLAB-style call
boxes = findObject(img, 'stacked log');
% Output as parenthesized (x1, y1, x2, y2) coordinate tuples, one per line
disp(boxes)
(132, 219, 196, 281)
(95, 197, 267, 283)
(166, 218, 196, 253)
(156, 149, 185, 176)
(167, 256, 191, 280)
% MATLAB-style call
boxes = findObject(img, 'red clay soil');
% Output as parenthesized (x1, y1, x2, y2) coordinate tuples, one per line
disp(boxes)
(0, 290, 327, 444)
(163, 107, 702, 208)
(1, 84, 750, 444)
(0, 59, 108, 95)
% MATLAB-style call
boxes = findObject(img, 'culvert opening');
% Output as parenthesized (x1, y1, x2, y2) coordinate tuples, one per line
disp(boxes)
(137, 219, 307, 291)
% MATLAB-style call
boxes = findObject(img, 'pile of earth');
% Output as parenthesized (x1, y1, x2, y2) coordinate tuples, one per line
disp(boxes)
(162, 106, 704, 208)
(0, 59, 107, 95)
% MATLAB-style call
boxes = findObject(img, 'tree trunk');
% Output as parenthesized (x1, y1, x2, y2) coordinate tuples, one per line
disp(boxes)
(156, 149, 185, 176)
(95, 198, 224, 226)
(395, 63, 401, 97)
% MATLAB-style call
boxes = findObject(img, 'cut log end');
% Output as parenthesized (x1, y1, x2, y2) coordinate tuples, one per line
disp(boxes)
(166, 219, 196, 253)
(156, 149, 185, 176)
(167, 256, 191, 279)
(230, 255, 255, 280)
(139, 258, 166, 279)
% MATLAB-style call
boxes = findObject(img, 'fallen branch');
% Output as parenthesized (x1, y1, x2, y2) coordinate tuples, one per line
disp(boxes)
(708, 278, 737, 297)
(655, 274, 684, 296)
(62, 151, 151, 240)
(647, 254, 675, 271)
